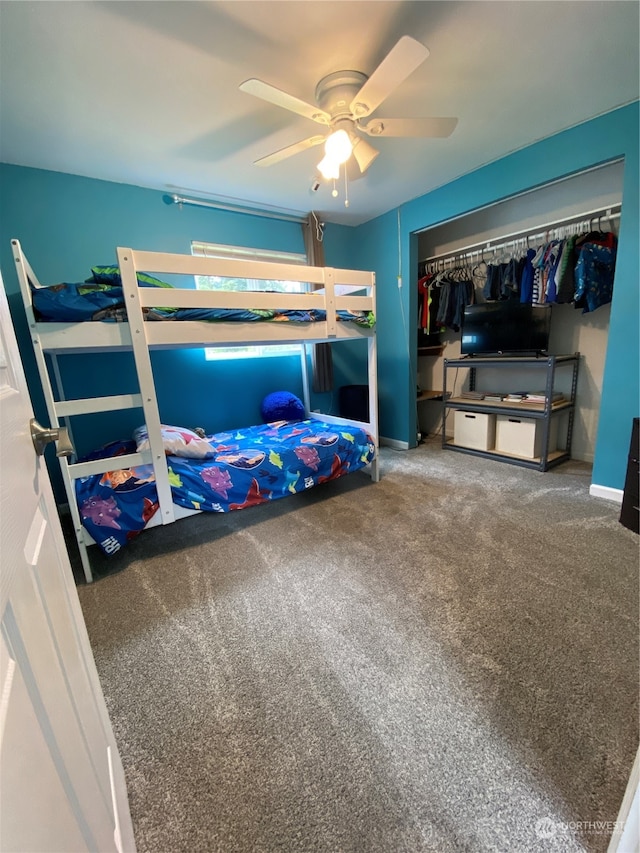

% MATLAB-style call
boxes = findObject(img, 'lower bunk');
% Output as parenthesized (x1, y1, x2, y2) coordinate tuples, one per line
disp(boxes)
(75, 417, 377, 562)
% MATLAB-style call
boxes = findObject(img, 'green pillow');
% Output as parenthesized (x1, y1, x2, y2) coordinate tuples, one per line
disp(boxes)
(90, 265, 173, 289)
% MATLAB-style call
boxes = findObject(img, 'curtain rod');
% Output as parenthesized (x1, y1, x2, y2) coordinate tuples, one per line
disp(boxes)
(163, 193, 308, 224)
(421, 202, 622, 265)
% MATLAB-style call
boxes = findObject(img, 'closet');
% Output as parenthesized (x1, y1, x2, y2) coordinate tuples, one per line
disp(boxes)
(415, 161, 623, 463)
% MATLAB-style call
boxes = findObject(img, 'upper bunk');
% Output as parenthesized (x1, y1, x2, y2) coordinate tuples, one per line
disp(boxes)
(12, 240, 376, 354)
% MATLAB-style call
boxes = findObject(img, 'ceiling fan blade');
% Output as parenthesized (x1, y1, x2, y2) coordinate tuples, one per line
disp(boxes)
(240, 78, 330, 125)
(349, 35, 430, 119)
(352, 137, 380, 174)
(359, 117, 458, 138)
(254, 135, 325, 167)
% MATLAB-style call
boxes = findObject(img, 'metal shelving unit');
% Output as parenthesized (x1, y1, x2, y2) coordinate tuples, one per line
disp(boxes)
(442, 353, 580, 471)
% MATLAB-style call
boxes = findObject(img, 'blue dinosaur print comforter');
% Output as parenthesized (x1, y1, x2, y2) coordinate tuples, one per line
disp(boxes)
(75, 419, 375, 556)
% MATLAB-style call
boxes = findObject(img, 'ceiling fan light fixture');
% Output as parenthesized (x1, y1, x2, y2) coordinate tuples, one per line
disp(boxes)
(324, 129, 352, 164)
(352, 137, 380, 173)
(317, 154, 340, 181)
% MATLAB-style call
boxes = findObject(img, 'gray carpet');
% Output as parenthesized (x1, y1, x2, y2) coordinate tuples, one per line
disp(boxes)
(76, 440, 639, 853)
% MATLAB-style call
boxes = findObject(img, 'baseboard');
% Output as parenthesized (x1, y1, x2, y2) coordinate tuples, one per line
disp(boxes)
(589, 484, 624, 504)
(380, 435, 410, 451)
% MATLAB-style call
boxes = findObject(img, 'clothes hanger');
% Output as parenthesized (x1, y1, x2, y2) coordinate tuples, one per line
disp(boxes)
(471, 249, 487, 281)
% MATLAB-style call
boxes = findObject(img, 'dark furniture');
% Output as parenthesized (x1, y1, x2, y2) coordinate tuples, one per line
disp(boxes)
(339, 384, 369, 422)
(620, 418, 639, 534)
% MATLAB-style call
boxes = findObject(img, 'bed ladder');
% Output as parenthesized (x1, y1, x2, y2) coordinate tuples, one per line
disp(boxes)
(12, 239, 174, 584)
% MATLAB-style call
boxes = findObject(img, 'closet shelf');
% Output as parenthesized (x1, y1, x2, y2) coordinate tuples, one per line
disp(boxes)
(443, 439, 569, 466)
(418, 345, 445, 356)
(445, 396, 573, 416)
(417, 389, 450, 403)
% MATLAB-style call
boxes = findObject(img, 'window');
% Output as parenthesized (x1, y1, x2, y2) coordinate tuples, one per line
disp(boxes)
(192, 241, 308, 360)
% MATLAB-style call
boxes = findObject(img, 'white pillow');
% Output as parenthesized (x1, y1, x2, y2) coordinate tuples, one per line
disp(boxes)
(133, 424, 214, 459)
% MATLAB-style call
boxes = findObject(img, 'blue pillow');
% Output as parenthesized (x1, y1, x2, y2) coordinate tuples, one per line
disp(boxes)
(261, 391, 305, 423)
(32, 282, 124, 321)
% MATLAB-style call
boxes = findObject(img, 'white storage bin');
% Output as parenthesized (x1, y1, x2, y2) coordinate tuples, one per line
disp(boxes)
(495, 414, 558, 459)
(453, 410, 496, 451)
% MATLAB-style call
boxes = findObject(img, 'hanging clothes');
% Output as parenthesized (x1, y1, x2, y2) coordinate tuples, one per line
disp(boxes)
(555, 235, 578, 303)
(519, 248, 536, 303)
(518, 229, 617, 313)
(481, 256, 524, 302)
(419, 213, 619, 327)
(418, 273, 437, 334)
(543, 240, 562, 303)
(574, 231, 617, 313)
(482, 263, 503, 301)
(435, 271, 474, 331)
(417, 271, 448, 341)
(499, 257, 523, 299)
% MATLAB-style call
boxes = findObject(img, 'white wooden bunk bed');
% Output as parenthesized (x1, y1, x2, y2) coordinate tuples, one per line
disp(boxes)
(12, 239, 379, 583)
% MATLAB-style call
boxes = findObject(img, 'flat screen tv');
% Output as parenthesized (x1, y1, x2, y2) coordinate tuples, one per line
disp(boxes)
(460, 302, 552, 356)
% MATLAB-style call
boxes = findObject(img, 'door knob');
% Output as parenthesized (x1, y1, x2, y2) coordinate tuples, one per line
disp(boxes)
(29, 419, 74, 458)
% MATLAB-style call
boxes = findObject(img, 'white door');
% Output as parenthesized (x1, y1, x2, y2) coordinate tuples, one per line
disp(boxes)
(0, 273, 136, 852)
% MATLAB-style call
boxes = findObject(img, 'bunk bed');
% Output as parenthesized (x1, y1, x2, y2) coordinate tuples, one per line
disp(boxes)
(12, 239, 379, 583)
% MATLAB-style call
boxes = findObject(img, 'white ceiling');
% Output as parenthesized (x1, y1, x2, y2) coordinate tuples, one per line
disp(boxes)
(1, 1, 638, 226)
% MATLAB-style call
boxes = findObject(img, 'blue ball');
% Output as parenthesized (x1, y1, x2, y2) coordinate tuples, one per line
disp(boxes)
(260, 391, 305, 423)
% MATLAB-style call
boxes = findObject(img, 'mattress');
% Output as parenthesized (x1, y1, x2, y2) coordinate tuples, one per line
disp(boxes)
(75, 419, 376, 556)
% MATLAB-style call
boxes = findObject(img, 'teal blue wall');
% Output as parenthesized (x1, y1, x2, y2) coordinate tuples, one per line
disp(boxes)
(352, 103, 639, 490)
(345, 209, 412, 439)
(0, 165, 354, 497)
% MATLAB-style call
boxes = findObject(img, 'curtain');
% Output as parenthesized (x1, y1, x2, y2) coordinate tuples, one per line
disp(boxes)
(302, 212, 334, 393)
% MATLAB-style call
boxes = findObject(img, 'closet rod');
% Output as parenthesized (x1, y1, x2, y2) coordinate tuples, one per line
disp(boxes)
(421, 202, 622, 265)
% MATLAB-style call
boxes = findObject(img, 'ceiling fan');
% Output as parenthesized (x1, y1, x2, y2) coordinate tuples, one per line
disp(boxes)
(239, 35, 458, 184)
